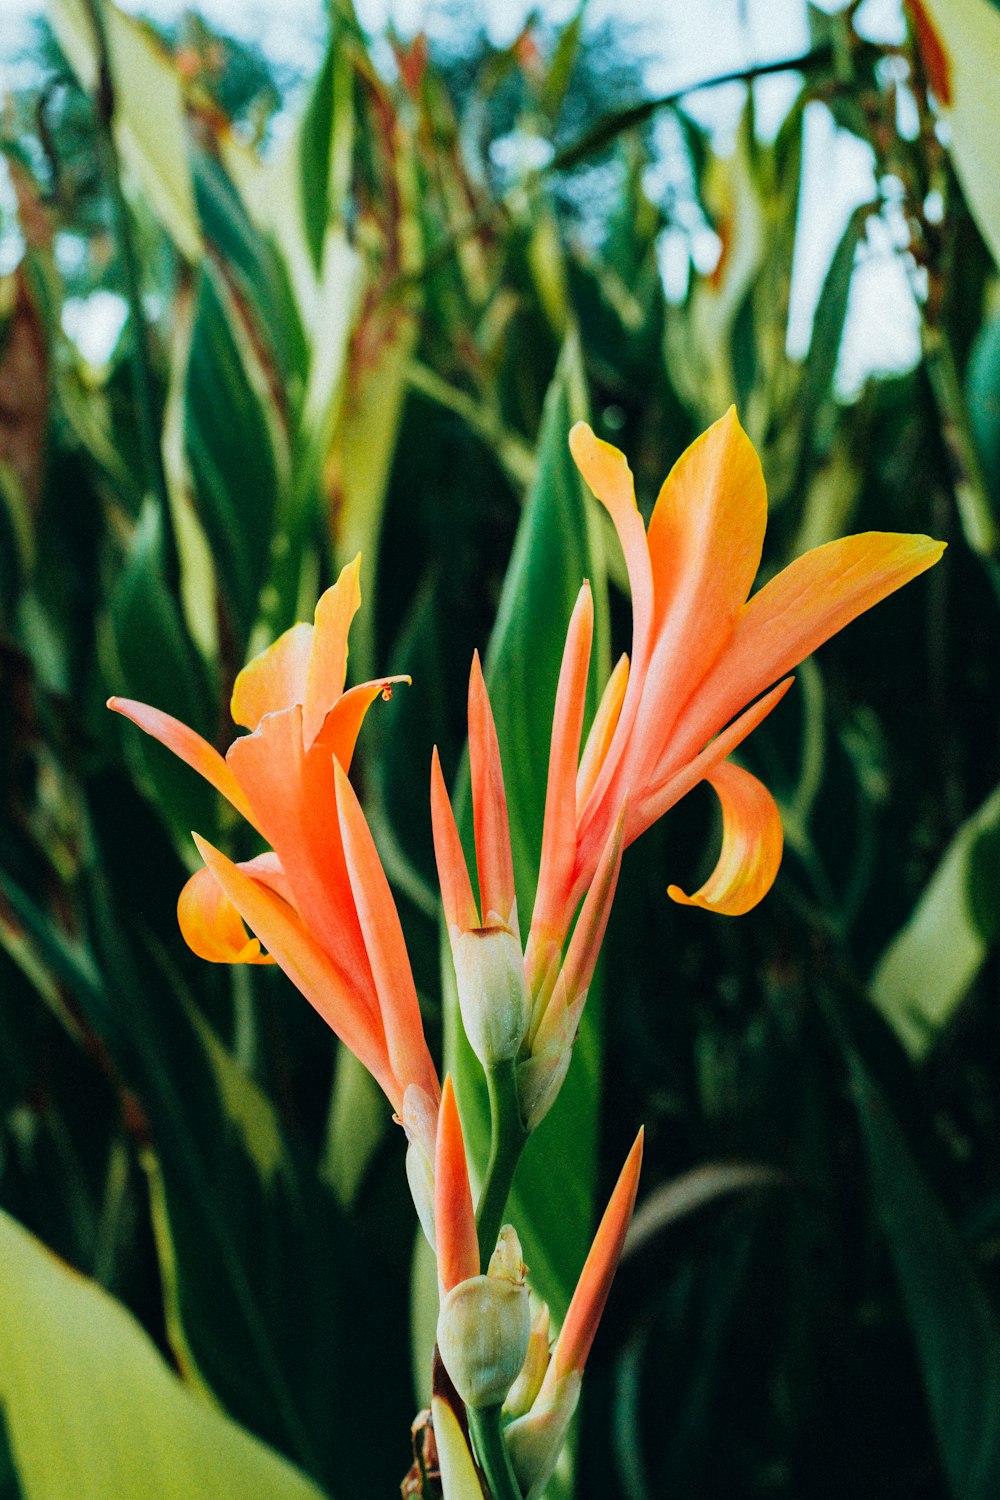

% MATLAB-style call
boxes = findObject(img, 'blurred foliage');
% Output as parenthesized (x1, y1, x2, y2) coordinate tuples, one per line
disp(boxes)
(2, 0, 1000, 1496)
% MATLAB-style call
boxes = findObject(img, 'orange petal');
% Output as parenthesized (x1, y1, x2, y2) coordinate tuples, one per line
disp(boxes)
(107, 696, 260, 831)
(576, 653, 629, 812)
(631, 408, 766, 777)
(177, 861, 277, 964)
(430, 748, 479, 932)
(668, 760, 783, 916)
(553, 1128, 643, 1379)
(192, 833, 397, 1106)
(468, 653, 517, 930)
(334, 759, 439, 1104)
(313, 676, 410, 770)
(227, 705, 375, 998)
(434, 1076, 479, 1292)
(302, 555, 362, 747)
(532, 584, 593, 950)
(230, 623, 313, 732)
(557, 805, 625, 1008)
(569, 424, 654, 819)
(676, 531, 946, 762)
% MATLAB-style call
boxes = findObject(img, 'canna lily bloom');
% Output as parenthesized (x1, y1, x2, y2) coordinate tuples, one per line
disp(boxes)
(505, 1129, 644, 1499)
(522, 410, 945, 993)
(108, 557, 441, 1224)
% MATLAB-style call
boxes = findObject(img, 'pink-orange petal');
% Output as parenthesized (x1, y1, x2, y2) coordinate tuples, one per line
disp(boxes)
(430, 748, 479, 932)
(434, 1075, 479, 1292)
(192, 833, 397, 1106)
(557, 805, 625, 1007)
(576, 653, 629, 813)
(314, 676, 410, 770)
(334, 759, 439, 1104)
(302, 555, 363, 748)
(230, 623, 313, 732)
(532, 584, 594, 949)
(554, 1128, 643, 1379)
(177, 864, 274, 965)
(630, 407, 766, 779)
(468, 653, 517, 929)
(107, 696, 260, 831)
(668, 760, 783, 916)
(676, 532, 946, 761)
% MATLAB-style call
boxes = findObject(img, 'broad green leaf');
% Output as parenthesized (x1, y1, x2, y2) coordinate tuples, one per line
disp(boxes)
(848, 1050, 1000, 1500)
(0, 1206, 327, 1500)
(914, 0, 1000, 269)
(870, 780, 1000, 1057)
(49, 0, 202, 262)
(447, 334, 609, 1323)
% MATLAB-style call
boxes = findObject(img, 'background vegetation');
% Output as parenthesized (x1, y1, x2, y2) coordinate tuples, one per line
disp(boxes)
(2, 0, 1000, 1495)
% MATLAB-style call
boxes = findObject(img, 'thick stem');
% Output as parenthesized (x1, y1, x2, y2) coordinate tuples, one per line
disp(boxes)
(475, 1059, 529, 1267)
(467, 1404, 524, 1500)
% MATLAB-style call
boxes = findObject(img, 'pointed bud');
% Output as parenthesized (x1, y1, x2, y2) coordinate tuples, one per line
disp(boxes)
(504, 1294, 550, 1419)
(505, 1369, 581, 1500)
(451, 924, 530, 1068)
(436, 1226, 531, 1409)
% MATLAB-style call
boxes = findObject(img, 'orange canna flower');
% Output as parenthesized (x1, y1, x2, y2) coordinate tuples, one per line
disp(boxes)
(522, 409, 945, 990)
(108, 557, 440, 1219)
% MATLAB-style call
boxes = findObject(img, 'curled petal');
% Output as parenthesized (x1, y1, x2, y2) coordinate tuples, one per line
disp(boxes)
(303, 555, 362, 747)
(431, 748, 479, 932)
(468, 654, 517, 930)
(532, 584, 593, 952)
(434, 1076, 479, 1293)
(107, 697, 259, 831)
(667, 760, 783, 916)
(314, 676, 410, 771)
(178, 863, 275, 965)
(191, 834, 397, 1108)
(230, 623, 313, 732)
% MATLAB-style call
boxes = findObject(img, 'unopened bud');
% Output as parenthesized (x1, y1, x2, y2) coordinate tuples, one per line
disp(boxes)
(505, 1369, 582, 1500)
(452, 924, 529, 1067)
(436, 1225, 530, 1408)
(504, 1294, 550, 1418)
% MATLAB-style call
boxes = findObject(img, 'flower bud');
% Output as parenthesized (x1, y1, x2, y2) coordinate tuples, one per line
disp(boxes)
(505, 1369, 582, 1500)
(451, 924, 529, 1068)
(504, 1294, 550, 1419)
(436, 1225, 530, 1409)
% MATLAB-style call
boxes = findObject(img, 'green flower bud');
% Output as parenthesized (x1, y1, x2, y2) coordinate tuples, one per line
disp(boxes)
(451, 924, 529, 1068)
(437, 1225, 530, 1409)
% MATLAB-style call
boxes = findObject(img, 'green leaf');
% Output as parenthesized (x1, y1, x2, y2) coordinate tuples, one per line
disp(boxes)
(847, 1050, 1000, 1500)
(0, 1207, 327, 1500)
(446, 334, 609, 1322)
(870, 780, 1000, 1057)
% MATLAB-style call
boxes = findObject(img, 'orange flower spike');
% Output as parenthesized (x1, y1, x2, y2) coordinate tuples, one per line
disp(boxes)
(468, 653, 517, 931)
(107, 697, 260, 831)
(532, 584, 594, 964)
(576, 652, 629, 812)
(334, 759, 440, 1105)
(668, 760, 784, 917)
(430, 747, 479, 933)
(434, 1076, 479, 1292)
(553, 1127, 643, 1381)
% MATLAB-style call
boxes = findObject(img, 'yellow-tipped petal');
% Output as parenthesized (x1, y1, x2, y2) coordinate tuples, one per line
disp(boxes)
(632, 407, 766, 774)
(177, 864, 274, 965)
(468, 654, 517, 930)
(554, 1128, 643, 1380)
(334, 759, 439, 1104)
(435, 1076, 479, 1293)
(431, 1396, 483, 1500)
(533, 584, 593, 947)
(107, 697, 260, 831)
(679, 532, 946, 759)
(668, 760, 783, 917)
(191, 833, 397, 1109)
(230, 623, 313, 732)
(302, 555, 362, 747)
(576, 653, 629, 812)
(431, 748, 480, 932)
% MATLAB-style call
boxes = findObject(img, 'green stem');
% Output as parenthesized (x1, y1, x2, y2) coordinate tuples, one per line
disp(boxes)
(467, 1404, 524, 1500)
(475, 1060, 529, 1268)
